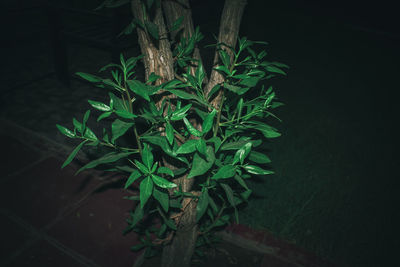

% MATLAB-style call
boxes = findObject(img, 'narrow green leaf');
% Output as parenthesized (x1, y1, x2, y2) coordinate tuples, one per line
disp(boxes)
(127, 80, 150, 101)
(170, 104, 192, 121)
(111, 119, 134, 143)
(88, 100, 111, 111)
(239, 76, 260, 87)
(141, 135, 172, 154)
(75, 72, 101, 83)
(83, 127, 97, 141)
(176, 139, 198, 154)
(147, 72, 160, 84)
(151, 174, 177, 189)
(157, 166, 174, 177)
(73, 118, 83, 134)
(97, 111, 112, 121)
(243, 165, 274, 175)
(220, 183, 235, 207)
(214, 65, 231, 76)
(170, 16, 184, 32)
(56, 124, 75, 138)
(232, 142, 252, 165)
(234, 175, 249, 190)
(125, 170, 142, 189)
(224, 83, 249, 95)
(166, 123, 174, 145)
(131, 204, 144, 228)
(115, 110, 136, 119)
(77, 152, 134, 174)
(196, 189, 209, 222)
(266, 65, 287, 75)
(202, 109, 217, 135)
(153, 187, 169, 212)
(135, 159, 149, 174)
(140, 176, 153, 208)
(61, 140, 88, 168)
(248, 151, 271, 164)
(211, 165, 237, 180)
(142, 143, 154, 169)
(207, 84, 221, 100)
(183, 117, 202, 137)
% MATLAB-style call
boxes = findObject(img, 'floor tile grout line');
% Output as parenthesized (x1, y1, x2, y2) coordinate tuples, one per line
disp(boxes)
(0, 208, 102, 267)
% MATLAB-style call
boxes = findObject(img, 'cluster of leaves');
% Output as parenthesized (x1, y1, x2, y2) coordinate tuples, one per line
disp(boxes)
(57, 28, 286, 255)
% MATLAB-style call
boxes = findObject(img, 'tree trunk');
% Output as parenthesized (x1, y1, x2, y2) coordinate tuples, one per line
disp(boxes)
(130, 1, 246, 266)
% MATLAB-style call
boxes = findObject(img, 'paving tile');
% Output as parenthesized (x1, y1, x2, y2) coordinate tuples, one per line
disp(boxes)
(47, 187, 141, 267)
(0, 157, 103, 229)
(7, 239, 90, 267)
(0, 134, 42, 177)
(0, 213, 34, 263)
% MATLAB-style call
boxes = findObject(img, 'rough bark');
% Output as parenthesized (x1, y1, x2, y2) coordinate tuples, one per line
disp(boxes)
(204, 0, 247, 108)
(131, 0, 174, 83)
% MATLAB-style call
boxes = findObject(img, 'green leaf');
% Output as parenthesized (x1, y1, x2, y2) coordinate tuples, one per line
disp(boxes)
(211, 165, 237, 180)
(153, 187, 169, 212)
(214, 65, 231, 76)
(195, 63, 205, 87)
(188, 146, 215, 178)
(220, 183, 235, 207)
(83, 127, 97, 141)
(241, 189, 252, 201)
(202, 109, 217, 135)
(170, 16, 184, 32)
(127, 80, 150, 101)
(125, 170, 142, 189)
(196, 138, 207, 157)
(183, 117, 202, 137)
(176, 139, 198, 154)
(142, 143, 154, 169)
(77, 152, 134, 174)
(147, 72, 160, 84)
(157, 166, 174, 177)
(219, 49, 231, 68)
(75, 72, 101, 83)
(223, 83, 249, 95)
(248, 151, 271, 164)
(141, 135, 172, 155)
(111, 119, 134, 143)
(88, 100, 111, 112)
(97, 111, 112, 121)
(170, 104, 192, 121)
(251, 123, 281, 138)
(140, 176, 153, 208)
(162, 80, 182, 89)
(167, 89, 198, 101)
(56, 124, 75, 138)
(115, 110, 136, 119)
(234, 175, 249, 190)
(73, 118, 83, 134)
(144, 21, 159, 40)
(243, 165, 274, 175)
(239, 76, 260, 87)
(135, 159, 149, 174)
(221, 140, 253, 150)
(207, 84, 221, 100)
(131, 204, 144, 228)
(232, 142, 252, 165)
(207, 137, 222, 152)
(196, 189, 209, 222)
(82, 110, 90, 131)
(266, 65, 286, 75)
(166, 122, 174, 145)
(61, 140, 88, 168)
(151, 174, 177, 189)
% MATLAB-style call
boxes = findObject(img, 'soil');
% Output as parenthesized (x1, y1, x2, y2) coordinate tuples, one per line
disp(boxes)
(139, 241, 264, 267)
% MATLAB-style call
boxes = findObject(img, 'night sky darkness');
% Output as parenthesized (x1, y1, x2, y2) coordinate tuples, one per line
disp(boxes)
(2, 0, 399, 266)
